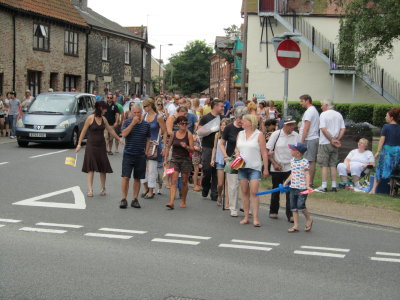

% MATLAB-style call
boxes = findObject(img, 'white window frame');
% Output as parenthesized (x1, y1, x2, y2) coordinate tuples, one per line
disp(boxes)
(64, 30, 79, 56)
(143, 49, 147, 69)
(102, 36, 109, 61)
(124, 41, 130, 64)
(124, 82, 129, 95)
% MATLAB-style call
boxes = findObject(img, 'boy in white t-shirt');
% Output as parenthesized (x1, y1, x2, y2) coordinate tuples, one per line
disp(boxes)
(284, 143, 313, 233)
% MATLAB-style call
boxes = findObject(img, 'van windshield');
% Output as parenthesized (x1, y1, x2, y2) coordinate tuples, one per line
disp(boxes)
(28, 94, 76, 115)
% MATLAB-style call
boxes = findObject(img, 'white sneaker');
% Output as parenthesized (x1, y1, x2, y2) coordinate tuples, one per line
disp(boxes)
(314, 186, 327, 193)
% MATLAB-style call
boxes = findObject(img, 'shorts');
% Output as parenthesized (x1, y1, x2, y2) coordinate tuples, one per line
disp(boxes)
(304, 138, 319, 162)
(215, 162, 225, 170)
(171, 156, 192, 174)
(317, 144, 339, 167)
(121, 153, 146, 179)
(192, 152, 201, 165)
(290, 188, 307, 212)
(238, 168, 261, 181)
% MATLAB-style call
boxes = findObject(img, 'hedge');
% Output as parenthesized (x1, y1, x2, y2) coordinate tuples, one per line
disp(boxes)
(272, 101, 400, 128)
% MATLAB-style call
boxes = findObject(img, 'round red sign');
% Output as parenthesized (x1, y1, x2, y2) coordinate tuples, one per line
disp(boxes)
(276, 40, 301, 69)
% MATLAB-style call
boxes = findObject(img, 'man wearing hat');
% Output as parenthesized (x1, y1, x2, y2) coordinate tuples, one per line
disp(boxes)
(8, 91, 20, 139)
(266, 116, 299, 222)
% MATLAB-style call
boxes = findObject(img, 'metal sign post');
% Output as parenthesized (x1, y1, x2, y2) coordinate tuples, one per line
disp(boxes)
(284, 68, 289, 118)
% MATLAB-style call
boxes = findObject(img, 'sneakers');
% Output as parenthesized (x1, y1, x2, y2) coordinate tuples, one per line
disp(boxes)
(331, 187, 337, 192)
(314, 186, 327, 193)
(119, 199, 128, 209)
(131, 199, 141, 208)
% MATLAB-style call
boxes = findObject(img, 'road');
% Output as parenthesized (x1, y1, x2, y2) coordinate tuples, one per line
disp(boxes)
(1, 142, 399, 300)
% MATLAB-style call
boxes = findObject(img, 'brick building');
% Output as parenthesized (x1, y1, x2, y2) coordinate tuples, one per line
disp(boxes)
(209, 36, 237, 102)
(0, 0, 89, 97)
(73, 0, 153, 97)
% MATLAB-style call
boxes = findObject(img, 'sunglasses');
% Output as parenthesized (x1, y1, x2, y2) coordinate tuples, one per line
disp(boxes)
(179, 122, 188, 125)
(143, 105, 149, 108)
(157, 103, 163, 106)
(107, 97, 113, 99)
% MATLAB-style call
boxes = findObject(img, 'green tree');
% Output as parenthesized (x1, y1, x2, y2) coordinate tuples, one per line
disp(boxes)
(336, 0, 400, 66)
(165, 40, 213, 95)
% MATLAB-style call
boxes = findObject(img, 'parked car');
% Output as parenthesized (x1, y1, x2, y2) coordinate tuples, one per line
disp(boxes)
(16, 92, 96, 147)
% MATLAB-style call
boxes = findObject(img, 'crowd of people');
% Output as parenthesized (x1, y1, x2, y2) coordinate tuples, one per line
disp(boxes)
(3, 87, 398, 231)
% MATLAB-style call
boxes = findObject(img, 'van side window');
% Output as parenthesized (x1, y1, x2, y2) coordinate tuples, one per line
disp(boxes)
(78, 97, 86, 111)
(85, 96, 94, 112)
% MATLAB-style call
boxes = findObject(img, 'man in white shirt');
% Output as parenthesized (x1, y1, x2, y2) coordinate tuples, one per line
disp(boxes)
(315, 99, 346, 192)
(267, 116, 299, 222)
(167, 94, 180, 117)
(299, 94, 320, 185)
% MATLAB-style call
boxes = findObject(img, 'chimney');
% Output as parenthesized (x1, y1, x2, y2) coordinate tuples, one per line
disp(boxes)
(71, 0, 88, 10)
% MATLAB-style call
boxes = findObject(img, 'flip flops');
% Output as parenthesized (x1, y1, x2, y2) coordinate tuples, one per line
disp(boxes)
(305, 220, 313, 232)
(288, 227, 299, 233)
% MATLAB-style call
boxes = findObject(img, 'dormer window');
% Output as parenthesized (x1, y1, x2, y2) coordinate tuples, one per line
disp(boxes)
(33, 24, 49, 51)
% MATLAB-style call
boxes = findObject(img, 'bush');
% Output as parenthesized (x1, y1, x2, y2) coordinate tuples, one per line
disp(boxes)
(335, 103, 351, 118)
(373, 104, 400, 127)
(349, 103, 374, 124)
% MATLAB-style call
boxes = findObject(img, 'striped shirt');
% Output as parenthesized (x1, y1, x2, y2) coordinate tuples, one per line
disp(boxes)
(122, 118, 150, 156)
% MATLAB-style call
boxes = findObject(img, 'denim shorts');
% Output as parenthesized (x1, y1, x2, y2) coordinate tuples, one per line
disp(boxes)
(289, 188, 308, 212)
(238, 168, 261, 181)
(215, 162, 225, 170)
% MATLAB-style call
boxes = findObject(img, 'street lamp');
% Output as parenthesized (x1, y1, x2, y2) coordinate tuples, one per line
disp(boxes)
(159, 43, 173, 93)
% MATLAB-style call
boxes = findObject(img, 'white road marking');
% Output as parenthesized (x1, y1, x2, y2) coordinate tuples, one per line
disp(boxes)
(13, 186, 86, 209)
(219, 244, 272, 251)
(370, 257, 400, 263)
(277, 50, 300, 58)
(84, 233, 132, 240)
(231, 239, 280, 246)
(19, 227, 67, 234)
(0, 225, 5, 228)
(29, 149, 68, 158)
(99, 228, 147, 234)
(0, 218, 22, 223)
(36, 222, 83, 229)
(151, 238, 200, 245)
(0, 162, 9, 165)
(375, 251, 400, 257)
(294, 250, 346, 258)
(165, 233, 211, 240)
(301, 246, 350, 253)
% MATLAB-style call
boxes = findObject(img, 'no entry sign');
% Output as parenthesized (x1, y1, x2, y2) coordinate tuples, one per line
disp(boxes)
(276, 40, 301, 69)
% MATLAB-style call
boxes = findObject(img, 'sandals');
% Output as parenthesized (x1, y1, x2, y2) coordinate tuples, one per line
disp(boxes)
(166, 204, 174, 210)
(305, 220, 313, 232)
(87, 190, 93, 197)
(100, 187, 106, 196)
(288, 227, 299, 233)
(144, 194, 154, 199)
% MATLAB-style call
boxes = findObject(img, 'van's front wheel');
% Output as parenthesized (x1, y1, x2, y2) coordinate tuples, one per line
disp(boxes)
(69, 128, 79, 148)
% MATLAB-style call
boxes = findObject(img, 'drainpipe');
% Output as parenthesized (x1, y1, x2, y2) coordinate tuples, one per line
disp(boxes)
(85, 29, 90, 93)
(12, 14, 16, 91)
(140, 43, 144, 96)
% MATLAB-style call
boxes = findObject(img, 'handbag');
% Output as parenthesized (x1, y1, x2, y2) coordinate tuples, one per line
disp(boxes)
(224, 157, 235, 174)
(146, 131, 160, 160)
(269, 130, 281, 171)
(230, 156, 245, 170)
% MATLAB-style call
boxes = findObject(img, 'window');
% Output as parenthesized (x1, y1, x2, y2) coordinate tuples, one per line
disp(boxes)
(143, 49, 147, 69)
(64, 75, 80, 92)
(33, 24, 49, 51)
(28, 71, 41, 96)
(88, 81, 94, 94)
(0, 73, 3, 97)
(64, 30, 79, 56)
(50, 73, 58, 91)
(124, 41, 130, 64)
(104, 82, 110, 91)
(124, 82, 129, 95)
(135, 83, 139, 95)
(84, 96, 95, 112)
(102, 36, 109, 60)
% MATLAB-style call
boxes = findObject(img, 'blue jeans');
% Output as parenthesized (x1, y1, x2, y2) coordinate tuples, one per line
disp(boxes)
(9, 115, 17, 136)
(289, 188, 308, 212)
(238, 168, 261, 181)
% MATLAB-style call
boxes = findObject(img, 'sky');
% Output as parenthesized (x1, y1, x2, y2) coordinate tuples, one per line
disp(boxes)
(88, 0, 243, 63)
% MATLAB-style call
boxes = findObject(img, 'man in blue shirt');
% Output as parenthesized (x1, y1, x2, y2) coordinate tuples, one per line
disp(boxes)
(120, 104, 151, 209)
(233, 97, 245, 108)
(224, 99, 231, 118)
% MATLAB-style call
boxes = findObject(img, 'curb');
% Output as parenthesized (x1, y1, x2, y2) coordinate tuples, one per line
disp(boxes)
(259, 202, 400, 231)
(0, 138, 17, 145)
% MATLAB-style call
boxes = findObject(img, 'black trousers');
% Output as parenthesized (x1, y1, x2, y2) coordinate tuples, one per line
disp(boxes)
(201, 147, 217, 200)
(270, 171, 292, 220)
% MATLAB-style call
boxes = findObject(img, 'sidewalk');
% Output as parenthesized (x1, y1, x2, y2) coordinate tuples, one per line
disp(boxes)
(259, 195, 400, 229)
(0, 136, 17, 145)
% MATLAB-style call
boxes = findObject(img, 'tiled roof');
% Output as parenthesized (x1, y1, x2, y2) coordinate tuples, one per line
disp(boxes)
(125, 26, 147, 39)
(0, 0, 88, 27)
(215, 36, 234, 49)
(75, 6, 144, 41)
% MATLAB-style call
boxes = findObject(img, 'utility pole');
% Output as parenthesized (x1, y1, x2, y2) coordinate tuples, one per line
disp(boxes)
(240, 0, 248, 100)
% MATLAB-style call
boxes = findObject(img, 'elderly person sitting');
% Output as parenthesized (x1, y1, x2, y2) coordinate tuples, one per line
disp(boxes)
(337, 138, 375, 188)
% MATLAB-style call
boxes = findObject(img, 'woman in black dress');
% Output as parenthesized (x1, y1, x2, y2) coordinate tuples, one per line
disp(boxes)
(76, 101, 123, 197)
